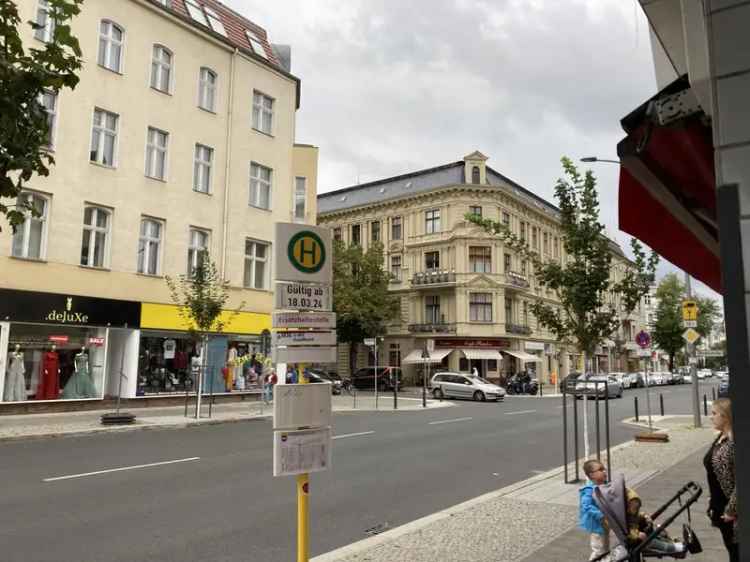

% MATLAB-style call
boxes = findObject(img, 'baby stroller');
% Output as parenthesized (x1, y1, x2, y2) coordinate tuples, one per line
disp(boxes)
(590, 474, 703, 562)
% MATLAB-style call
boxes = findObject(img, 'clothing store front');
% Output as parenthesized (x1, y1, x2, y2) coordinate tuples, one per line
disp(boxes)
(0, 288, 140, 403)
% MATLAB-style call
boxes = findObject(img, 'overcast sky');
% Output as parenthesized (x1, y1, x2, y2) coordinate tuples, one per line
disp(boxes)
(226, 0, 719, 300)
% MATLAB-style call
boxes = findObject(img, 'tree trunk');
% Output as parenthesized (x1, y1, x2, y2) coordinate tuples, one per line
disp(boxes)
(668, 353, 675, 373)
(582, 350, 590, 459)
(349, 343, 357, 379)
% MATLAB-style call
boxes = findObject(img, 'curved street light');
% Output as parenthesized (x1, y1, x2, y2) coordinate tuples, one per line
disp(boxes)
(580, 156, 621, 164)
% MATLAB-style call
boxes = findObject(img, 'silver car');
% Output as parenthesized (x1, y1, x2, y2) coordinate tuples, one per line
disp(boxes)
(430, 372, 505, 402)
(574, 375, 623, 399)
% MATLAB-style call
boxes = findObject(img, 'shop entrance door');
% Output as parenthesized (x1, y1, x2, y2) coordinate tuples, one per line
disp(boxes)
(204, 336, 228, 393)
(469, 359, 484, 378)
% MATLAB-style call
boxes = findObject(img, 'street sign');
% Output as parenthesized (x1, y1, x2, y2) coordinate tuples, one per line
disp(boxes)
(272, 311, 336, 329)
(689, 357, 699, 365)
(697, 350, 724, 357)
(273, 427, 332, 477)
(272, 331, 337, 347)
(275, 282, 331, 312)
(273, 383, 333, 430)
(637, 349, 652, 357)
(364, 338, 376, 346)
(683, 320, 697, 328)
(275, 223, 332, 284)
(682, 328, 701, 345)
(682, 300, 698, 321)
(273, 346, 337, 364)
(635, 330, 651, 349)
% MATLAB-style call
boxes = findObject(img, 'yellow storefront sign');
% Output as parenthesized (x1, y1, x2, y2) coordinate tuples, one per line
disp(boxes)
(140, 303, 271, 334)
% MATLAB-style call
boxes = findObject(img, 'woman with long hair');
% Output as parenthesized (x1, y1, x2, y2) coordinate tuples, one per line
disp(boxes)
(704, 397, 739, 561)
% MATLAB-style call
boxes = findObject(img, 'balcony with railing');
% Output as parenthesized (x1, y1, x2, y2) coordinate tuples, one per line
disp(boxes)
(411, 269, 457, 287)
(505, 271, 530, 290)
(407, 322, 457, 334)
(506, 323, 532, 335)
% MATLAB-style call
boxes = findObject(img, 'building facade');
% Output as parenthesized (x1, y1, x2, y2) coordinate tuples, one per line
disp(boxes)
(0, 0, 317, 406)
(318, 152, 643, 385)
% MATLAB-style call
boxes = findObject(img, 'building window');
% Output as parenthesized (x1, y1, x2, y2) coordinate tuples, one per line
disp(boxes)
(425, 295, 441, 324)
(187, 228, 209, 275)
(469, 246, 491, 273)
(391, 216, 402, 240)
(34, 0, 56, 42)
(293, 177, 306, 221)
(252, 91, 273, 134)
(249, 162, 272, 209)
(471, 166, 480, 184)
(204, 6, 227, 35)
(504, 253, 511, 272)
(470, 293, 492, 322)
(521, 259, 527, 275)
(553, 236, 559, 258)
(523, 301, 529, 325)
(145, 127, 169, 180)
(90, 108, 118, 166)
(505, 297, 513, 324)
(543, 232, 549, 253)
(98, 20, 123, 73)
(390, 255, 401, 282)
(333, 227, 342, 242)
(389, 343, 401, 368)
(502, 212, 510, 227)
(137, 218, 162, 275)
(425, 251, 440, 271)
(150, 45, 172, 93)
(40, 90, 57, 148)
(245, 30, 268, 59)
(469, 205, 482, 218)
(370, 221, 380, 243)
(184, 0, 208, 25)
(425, 208, 441, 233)
(193, 144, 213, 193)
(520, 221, 526, 242)
(244, 239, 269, 290)
(11, 192, 48, 260)
(81, 206, 110, 268)
(351, 224, 361, 245)
(198, 67, 217, 111)
(532, 227, 538, 249)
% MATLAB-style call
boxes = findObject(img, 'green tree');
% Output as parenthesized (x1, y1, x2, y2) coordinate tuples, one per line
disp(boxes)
(468, 157, 658, 367)
(695, 296, 721, 339)
(332, 240, 400, 375)
(652, 274, 685, 372)
(1, 0, 83, 231)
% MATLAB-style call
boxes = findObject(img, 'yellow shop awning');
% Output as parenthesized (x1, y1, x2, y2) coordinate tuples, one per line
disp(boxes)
(140, 303, 271, 335)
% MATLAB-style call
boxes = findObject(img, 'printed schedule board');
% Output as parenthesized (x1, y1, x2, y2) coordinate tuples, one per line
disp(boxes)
(275, 223, 333, 284)
(273, 427, 332, 477)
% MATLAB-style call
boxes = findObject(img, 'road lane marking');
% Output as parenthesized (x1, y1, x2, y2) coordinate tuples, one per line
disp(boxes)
(504, 409, 537, 415)
(43, 457, 200, 482)
(332, 431, 375, 440)
(428, 417, 473, 425)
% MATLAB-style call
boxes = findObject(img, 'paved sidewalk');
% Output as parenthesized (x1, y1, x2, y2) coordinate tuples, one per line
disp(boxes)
(0, 394, 451, 441)
(312, 417, 719, 562)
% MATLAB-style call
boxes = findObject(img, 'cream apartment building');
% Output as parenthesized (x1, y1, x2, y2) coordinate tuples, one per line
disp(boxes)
(0, 0, 317, 407)
(318, 152, 643, 385)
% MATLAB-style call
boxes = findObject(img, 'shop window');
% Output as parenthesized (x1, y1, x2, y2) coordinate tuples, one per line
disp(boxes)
(188, 227, 209, 275)
(244, 239, 270, 290)
(469, 246, 491, 273)
(137, 218, 163, 275)
(11, 192, 48, 260)
(80, 206, 111, 268)
(459, 357, 469, 372)
(469, 293, 492, 322)
(391, 216, 402, 240)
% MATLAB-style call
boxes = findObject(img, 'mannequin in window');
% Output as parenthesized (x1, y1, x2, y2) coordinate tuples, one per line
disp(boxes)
(227, 345, 239, 390)
(36, 343, 60, 400)
(62, 347, 97, 399)
(4, 344, 27, 402)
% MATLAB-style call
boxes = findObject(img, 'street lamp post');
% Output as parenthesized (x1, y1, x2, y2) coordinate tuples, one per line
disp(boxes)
(580, 157, 621, 165)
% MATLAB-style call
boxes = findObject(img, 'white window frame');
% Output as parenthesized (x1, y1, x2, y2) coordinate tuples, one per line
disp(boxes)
(294, 176, 306, 221)
(145, 127, 169, 180)
(391, 216, 402, 240)
(11, 192, 49, 260)
(249, 162, 272, 210)
(98, 20, 124, 73)
(81, 206, 111, 268)
(425, 295, 441, 324)
(252, 91, 274, 135)
(184, 0, 208, 25)
(204, 6, 227, 36)
(187, 228, 209, 275)
(137, 217, 163, 275)
(469, 246, 491, 273)
(34, 0, 55, 43)
(150, 45, 173, 94)
(39, 90, 58, 149)
(425, 208, 441, 234)
(244, 239, 270, 290)
(90, 108, 119, 167)
(198, 67, 217, 112)
(245, 30, 268, 59)
(193, 144, 213, 193)
(469, 293, 493, 322)
(390, 255, 402, 282)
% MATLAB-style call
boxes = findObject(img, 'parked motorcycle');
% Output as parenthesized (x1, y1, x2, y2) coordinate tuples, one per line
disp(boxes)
(506, 373, 539, 395)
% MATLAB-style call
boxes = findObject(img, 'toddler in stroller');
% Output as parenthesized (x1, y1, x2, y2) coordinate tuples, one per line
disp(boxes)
(592, 473, 701, 561)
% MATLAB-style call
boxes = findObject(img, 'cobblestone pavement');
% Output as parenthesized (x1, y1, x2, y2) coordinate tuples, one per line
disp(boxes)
(313, 417, 718, 562)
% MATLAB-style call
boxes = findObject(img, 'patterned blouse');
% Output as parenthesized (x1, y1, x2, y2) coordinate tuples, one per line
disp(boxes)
(710, 435, 737, 517)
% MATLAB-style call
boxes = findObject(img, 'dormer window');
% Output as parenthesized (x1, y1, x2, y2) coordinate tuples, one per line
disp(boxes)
(204, 6, 226, 35)
(246, 30, 268, 59)
(472, 166, 480, 184)
(184, 0, 208, 25)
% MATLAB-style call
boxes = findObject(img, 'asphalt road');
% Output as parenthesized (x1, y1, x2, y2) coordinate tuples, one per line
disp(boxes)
(0, 381, 720, 562)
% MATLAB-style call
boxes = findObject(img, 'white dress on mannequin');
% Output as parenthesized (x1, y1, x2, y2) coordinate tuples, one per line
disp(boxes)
(4, 353, 27, 402)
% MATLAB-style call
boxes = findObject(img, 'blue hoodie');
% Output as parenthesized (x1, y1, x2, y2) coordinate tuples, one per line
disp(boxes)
(579, 481, 605, 535)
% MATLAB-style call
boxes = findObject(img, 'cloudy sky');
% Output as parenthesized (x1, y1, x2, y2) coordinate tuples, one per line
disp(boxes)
(226, 0, 718, 299)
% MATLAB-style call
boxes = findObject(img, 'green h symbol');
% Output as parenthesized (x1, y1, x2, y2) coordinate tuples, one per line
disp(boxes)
(300, 238, 317, 264)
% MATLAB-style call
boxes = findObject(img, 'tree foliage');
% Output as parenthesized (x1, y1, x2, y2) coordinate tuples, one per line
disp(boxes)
(652, 274, 685, 372)
(1, 0, 83, 231)
(332, 240, 400, 370)
(695, 296, 721, 339)
(468, 157, 658, 359)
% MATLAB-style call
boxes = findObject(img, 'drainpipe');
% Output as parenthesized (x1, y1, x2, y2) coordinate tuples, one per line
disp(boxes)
(220, 48, 238, 280)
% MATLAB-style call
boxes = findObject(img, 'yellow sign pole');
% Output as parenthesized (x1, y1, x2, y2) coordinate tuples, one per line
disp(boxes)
(297, 363, 309, 562)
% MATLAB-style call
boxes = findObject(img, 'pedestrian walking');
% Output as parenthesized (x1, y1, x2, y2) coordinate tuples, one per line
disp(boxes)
(263, 369, 277, 403)
(704, 397, 739, 562)
(580, 460, 610, 561)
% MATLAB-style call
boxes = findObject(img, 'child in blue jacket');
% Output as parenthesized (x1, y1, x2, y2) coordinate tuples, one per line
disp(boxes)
(580, 460, 609, 560)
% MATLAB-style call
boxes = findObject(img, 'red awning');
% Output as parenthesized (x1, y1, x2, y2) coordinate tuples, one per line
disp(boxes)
(616, 77, 722, 293)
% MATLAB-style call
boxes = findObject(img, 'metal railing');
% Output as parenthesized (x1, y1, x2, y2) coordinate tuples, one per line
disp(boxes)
(506, 323, 532, 335)
(411, 270, 456, 285)
(506, 271, 530, 289)
(407, 322, 457, 333)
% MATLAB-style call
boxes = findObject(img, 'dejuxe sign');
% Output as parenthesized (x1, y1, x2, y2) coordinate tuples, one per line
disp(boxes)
(0, 288, 141, 327)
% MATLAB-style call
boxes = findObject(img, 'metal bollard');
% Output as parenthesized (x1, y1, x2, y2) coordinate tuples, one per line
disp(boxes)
(703, 394, 708, 416)
(634, 396, 639, 422)
(659, 394, 664, 417)
(712, 387, 716, 401)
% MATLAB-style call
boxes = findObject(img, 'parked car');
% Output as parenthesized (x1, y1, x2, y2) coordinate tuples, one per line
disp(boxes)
(430, 372, 505, 402)
(718, 380, 730, 398)
(609, 372, 628, 389)
(306, 369, 343, 395)
(716, 370, 729, 380)
(574, 375, 623, 399)
(683, 373, 693, 383)
(697, 368, 712, 379)
(623, 373, 639, 389)
(304, 370, 338, 393)
(351, 366, 402, 391)
(559, 372, 583, 393)
(647, 372, 664, 386)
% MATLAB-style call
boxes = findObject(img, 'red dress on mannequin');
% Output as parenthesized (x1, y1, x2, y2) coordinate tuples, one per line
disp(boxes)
(36, 351, 60, 400)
